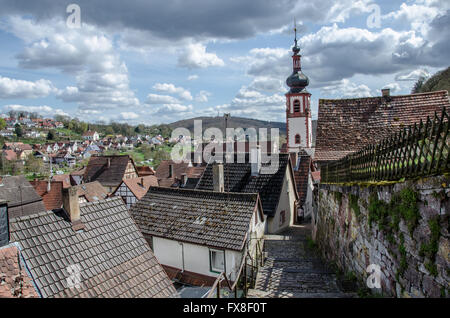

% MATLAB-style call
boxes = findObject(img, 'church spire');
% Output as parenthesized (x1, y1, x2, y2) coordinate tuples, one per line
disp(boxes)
(286, 19, 308, 93)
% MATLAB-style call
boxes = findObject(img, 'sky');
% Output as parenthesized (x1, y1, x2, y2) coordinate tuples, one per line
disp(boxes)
(0, 0, 448, 125)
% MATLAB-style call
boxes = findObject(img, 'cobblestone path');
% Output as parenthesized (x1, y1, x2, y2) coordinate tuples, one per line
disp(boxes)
(248, 224, 355, 298)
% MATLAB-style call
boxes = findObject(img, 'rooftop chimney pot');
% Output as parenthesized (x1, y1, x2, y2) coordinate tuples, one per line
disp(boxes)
(168, 164, 174, 178)
(251, 146, 262, 177)
(212, 163, 224, 192)
(63, 187, 84, 231)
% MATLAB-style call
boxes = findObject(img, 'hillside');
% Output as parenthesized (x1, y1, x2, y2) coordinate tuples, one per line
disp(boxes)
(414, 66, 450, 93)
(168, 116, 318, 143)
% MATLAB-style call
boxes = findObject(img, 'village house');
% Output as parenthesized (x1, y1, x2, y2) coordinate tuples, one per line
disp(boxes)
(72, 181, 108, 203)
(82, 130, 99, 141)
(155, 159, 207, 189)
(83, 155, 138, 193)
(0, 176, 46, 218)
(0, 201, 39, 298)
(314, 89, 450, 166)
(2, 188, 178, 298)
(130, 186, 265, 287)
(113, 175, 159, 209)
(196, 151, 299, 234)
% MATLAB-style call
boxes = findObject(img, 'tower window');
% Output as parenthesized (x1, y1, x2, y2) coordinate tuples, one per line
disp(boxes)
(295, 134, 301, 144)
(293, 100, 300, 112)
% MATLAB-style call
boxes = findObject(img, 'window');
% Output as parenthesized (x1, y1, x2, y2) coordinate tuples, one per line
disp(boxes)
(209, 249, 225, 273)
(293, 100, 300, 112)
(295, 134, 301, 144)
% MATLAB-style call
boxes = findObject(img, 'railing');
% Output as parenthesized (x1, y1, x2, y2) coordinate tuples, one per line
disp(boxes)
(206, 238, 264, 298)
(321, 108, 449, 184)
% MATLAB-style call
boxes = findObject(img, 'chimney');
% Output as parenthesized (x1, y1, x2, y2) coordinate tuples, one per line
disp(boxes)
(0, 202, 9, 247)
(63, 187, 84, 231)
(140, 177, 144, 187)
(381, 88, 390, 97)
(168, 164, 174, 178)
(107, 158, 111, 168)
(212, 163, 224, 192)
(47, 180, 51, 192)
(251, 146, 261, 177)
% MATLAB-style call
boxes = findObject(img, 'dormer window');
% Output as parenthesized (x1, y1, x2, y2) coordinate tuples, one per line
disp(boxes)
(293, 100, 300, 113)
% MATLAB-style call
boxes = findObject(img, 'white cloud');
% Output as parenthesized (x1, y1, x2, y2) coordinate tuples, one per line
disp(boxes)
(0, 76, 57, 99)
(320, 79, 373, 97)
(152, 83, 193, 101)
(177, 43, 224, 69)
(195, 90, 211, 102)
(187, 75, 199, 81)
(4, 16, 139, 111)
(146, 93, 180, 104)
(2, 104, 69, 117)
(395, 68, 431, 81)
(120, 112, 139, 120)
(382, 82, 401, 93)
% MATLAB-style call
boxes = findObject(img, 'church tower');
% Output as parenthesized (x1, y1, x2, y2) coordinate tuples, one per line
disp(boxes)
(285, 24, 312, 153)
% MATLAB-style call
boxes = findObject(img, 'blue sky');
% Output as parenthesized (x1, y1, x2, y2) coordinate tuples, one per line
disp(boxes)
(0, 0, 448, 125)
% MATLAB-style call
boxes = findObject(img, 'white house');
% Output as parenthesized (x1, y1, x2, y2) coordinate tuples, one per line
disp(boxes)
(82, 130, 99, 141)
(129, 186, 265, 286)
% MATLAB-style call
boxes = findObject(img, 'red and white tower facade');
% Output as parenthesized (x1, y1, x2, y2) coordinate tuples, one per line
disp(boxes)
(285, 27, 312, 153)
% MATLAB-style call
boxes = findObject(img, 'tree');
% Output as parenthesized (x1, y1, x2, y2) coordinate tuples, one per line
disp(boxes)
(25, 155, 43, 174)
(412, 76, 425, 94)
(15, 123, 23, 138)
(0, 118, 6, 131)
(47, 130, 55, 140)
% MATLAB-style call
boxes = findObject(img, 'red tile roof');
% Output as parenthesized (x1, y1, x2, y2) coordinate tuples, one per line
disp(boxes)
(51, 174, 72, 188)
(29, 180, 63, 211)
(121, 176, 159, 200)
(0, 245, 38, 298)
(315, 90, 450, 162)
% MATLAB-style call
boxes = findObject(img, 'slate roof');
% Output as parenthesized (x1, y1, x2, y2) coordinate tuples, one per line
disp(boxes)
(9, 197, 178, 298)
(0, 176, 46, 218)
(83, 155, 134, 187)
(315, 90, 450, 162)
(120, 176, 158, 200)
(0, 244, 38, 298)
(196, 153, 294, 217)
(130, 187, 262, 251)
(29, 181, 63, 211)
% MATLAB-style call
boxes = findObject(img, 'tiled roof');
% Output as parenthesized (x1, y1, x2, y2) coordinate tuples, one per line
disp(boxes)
(0, 244, 38, 298)
(9, 197, 178, 298)
(196, 153, 293, 217)
(29, 181, 63, 211)
(130, 187, 261, 251)
(51, 174, 72, 188)
(156, 160, 207, 188)
(136, 166, 155, 176)
(292, 151, 312, 206)
(0, 176, 46, 218)
(121, 176, 158, 200)
(72, 181, 108, 202)
(83, 155, 134, 187)
(315, 90, 450, 162)
(2, 149, 17, 161)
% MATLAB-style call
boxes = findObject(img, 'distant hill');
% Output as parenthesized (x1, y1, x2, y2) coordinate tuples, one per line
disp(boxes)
(168, 116, 318, 144)
(414, 66, 450, 94)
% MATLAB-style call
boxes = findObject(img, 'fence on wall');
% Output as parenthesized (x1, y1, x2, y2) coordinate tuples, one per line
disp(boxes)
(321, 108, 449, 184)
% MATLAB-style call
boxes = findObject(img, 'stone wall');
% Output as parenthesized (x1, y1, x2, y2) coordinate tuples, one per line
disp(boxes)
(314, 175, 449, 298)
